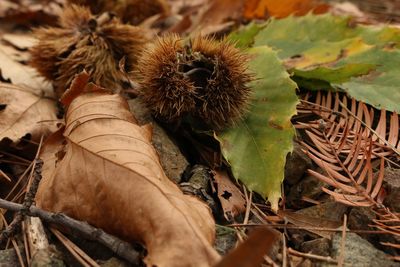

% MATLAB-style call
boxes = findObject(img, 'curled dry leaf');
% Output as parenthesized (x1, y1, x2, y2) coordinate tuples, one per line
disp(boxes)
(35, 73, 220, 267)
(0, 37, 50, 91)
(0, 83, 58, 144)
(0, 0, 63, 25)
(212, 170, 246, 221)
(243, 0, 329, 19)
(68, 0, 170, 25)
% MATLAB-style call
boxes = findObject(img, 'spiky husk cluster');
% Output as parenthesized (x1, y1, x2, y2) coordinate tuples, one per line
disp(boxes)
(30, 5, 148, 97)
(68, 0, 170, 25)
(138, 35, 252, 130)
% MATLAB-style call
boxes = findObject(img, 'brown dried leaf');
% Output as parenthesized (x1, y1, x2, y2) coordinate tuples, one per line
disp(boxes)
(36, 73, 220, 267)
(0, 44, 35, 84)
(215, 227, 280, 267)
(212, 170, 246, 221)
(243, 0, 329, 19)
(0, 0, 63, 25)
(0, 83, 58, 144)
(278, 210, 341, 239)
(2, 33, 36, 50)
(177, 0, 328, 35)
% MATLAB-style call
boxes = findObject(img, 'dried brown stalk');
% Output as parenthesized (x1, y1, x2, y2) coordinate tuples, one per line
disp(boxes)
(296, 91, 399, 206)
(296, 91, 400, 253)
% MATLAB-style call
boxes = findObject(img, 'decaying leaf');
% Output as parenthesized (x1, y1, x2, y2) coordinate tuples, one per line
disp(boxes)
(35, 73, 220, 267)
(219, 46, 299, 211)
(278, 210, 341, 239)
(0, 36, 49, 90)
(296, 91, 399, 206)
(0, 83, 58, 144)
(243, 0, 329, 19)
(0, 0, 63, 25)
(178, 0, 328, 36)
(215, 227, 280, 267)
(68, 0, 170, 25)
(212, 170, 246, 221)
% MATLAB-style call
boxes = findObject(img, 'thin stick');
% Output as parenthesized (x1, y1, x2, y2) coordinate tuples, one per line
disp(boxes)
(228, 223, 387, 234)
(338, 101, 400, 157)
(51, 228, 100, 267)
(0, 151, 31, 163)
(0, 198, 141, 265)
(243, 190, 252, 225)
(51, 228, 92, 267)
(1, 216, 26, 267)
(263, 255, 279, 267)
(0, 158, 44, 243)
(0, 168, 12, 182)
(282, 233, 287, 267)
(21, 221, 31, 265)
(5, 161, 33, 200)
(11, 237, 26, 267)
(338, 214, 347, 267)
(288, 248, 338, 263)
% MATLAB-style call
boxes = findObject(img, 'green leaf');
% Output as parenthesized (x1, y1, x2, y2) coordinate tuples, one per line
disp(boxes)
(228, 22, 267, 48)
(293, 63, 376, 84)
(231, 13, 400, 112)
(218, 46, 299, 210)
(338, 49, 400, 112)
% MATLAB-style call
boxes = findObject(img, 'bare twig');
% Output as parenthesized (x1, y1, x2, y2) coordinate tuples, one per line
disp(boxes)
(338, 214, 347, 267)
(282, 233, 287, 267)
(0, 158, 44, 244)
(51, 228, 100, 267)
(0, 198, 141, 265)
(288, 248, 338, 263)
(228, 223, 387, 235)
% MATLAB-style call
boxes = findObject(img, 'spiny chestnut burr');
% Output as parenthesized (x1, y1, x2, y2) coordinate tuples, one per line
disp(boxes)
(30, 4, 148, 97)
(137, 35, 252, 130)
(68, 0, 170, 25)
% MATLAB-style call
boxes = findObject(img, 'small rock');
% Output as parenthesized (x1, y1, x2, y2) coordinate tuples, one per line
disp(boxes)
(180, 165, 219, 217)
(349, 207, 400, 255)
(0, 248, 20, 267)
(214, 225, 237, 255)
(286, 170, 326, 208)
(285, 143, 312, 185)
(382, 168, 400, 212)
(100, 257, 130, 267)
(348, 207, 376, 242)
(128, 99, 189, 183)
(285, 202, 348, 244)
(296, 201, 348, 223)
(300, 238, 330, 256)
(30, 247, 65, 267)
(321, 233, 400, 267)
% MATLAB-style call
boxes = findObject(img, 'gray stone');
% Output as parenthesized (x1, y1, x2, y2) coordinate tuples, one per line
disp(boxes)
(128, 99, 189, 183)
(382, 168, 400, 212)
(30, 247, 65, 267)
(287, 171, 326, 208)
(214, 225, 237, 255)
(100, 257, 130, 267)
(321, 233, 400, 267)
(0, 248, 19, 267)
(348, 207, 377, 243)
(285, 143, 313, 185)
(296, 201, 349, 223)
(301, 238, 331, 256)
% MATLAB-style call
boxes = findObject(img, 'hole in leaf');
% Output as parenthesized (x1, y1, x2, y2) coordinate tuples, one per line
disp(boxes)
(221, 190, 232, 200)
